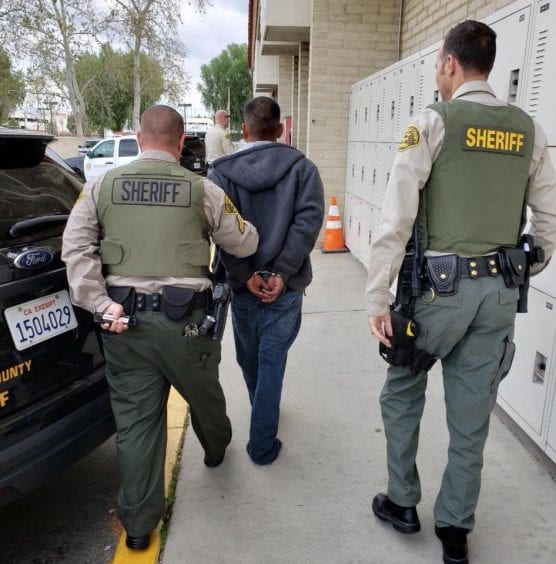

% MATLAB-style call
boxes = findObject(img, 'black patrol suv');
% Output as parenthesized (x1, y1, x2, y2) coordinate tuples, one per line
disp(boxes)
(0, 128, 114, 505)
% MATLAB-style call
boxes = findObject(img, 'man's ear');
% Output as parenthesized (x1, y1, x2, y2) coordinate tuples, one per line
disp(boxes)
(276, 123, 284, 139)
(445, 54, 457, 76)
(242, 123, 249, 141)
(136, 130, 143, 150)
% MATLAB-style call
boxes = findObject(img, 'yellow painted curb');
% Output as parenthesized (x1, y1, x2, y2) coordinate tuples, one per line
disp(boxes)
(112, 387, 189, 564)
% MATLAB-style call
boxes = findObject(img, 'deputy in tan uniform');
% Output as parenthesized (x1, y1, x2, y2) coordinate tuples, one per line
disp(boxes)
(205, 109, 235, 164)
(366, 21, 556, 564)
(62, 105, 258, 551)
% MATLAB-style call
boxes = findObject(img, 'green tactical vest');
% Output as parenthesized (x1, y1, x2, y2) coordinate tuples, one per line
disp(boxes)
(418, 99, 534, 255)
(97, 159, 210, 277)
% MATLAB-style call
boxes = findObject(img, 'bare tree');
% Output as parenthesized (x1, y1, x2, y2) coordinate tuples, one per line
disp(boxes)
(105, 0, 211, 130)
(0, 0, 103, 136)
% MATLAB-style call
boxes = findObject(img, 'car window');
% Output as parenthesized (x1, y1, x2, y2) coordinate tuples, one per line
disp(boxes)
(182, 138, 205, 157)
(0, 161, 80, 245)
(119, 138, 138, 157)
(92, 140, 114, 158)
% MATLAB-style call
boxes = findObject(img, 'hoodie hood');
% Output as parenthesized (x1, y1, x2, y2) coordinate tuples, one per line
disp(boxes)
(211, 143, 305, 192)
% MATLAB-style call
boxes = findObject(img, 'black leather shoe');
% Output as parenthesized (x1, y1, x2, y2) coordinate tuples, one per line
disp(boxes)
(435, 525, 469, 564)
(204, 427, 232, 468)
(125, 533, 150, 550)
(204, 452, 226, 467)
(372, 493, 421, 534)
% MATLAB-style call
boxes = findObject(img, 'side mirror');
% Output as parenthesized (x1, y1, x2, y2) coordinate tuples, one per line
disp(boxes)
(86, 150, 94, 158)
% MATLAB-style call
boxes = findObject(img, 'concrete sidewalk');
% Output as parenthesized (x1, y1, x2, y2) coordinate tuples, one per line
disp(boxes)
(162, 251, 556, 564)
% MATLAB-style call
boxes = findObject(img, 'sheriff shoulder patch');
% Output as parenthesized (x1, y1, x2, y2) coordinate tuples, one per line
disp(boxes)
(399, 125, 421, 152)
(74, 189, 87, 205)
(224, 194, 238, 214)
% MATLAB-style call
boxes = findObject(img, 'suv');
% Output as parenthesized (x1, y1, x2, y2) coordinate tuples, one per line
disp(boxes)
(181, 135, 207, 176)
(0, 128, 114, 505)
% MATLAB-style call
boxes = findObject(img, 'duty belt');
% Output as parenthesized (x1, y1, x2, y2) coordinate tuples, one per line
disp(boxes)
(458, 255, 499, 279)
(424, 254, 500, 296)
(135, 290, 210, 311)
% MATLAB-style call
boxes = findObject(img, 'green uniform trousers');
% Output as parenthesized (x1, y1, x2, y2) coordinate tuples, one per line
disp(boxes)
(102, 309, 231, 536)
(381, 276, 518, 530)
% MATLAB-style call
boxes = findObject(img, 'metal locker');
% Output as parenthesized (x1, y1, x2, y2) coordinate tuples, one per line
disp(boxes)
(498, 287, 556, 444)
(345, 141, 356, 195)
(379, 69, 398, 143)
(360, 143, 373, 205)
(347, 87, 356, 143)
(365, 144, 379, 206)
(344, 192, 355, 251)
(545, 375, 556, 459)
(486, 4, 532, 106)
(416, 45, 440, 111)
(524, 0, 556, 145)
(395, 56, 420, 142)
(373, 143, 397, 209)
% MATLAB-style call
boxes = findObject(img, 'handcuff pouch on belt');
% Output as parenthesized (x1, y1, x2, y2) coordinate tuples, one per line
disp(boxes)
(497, 247, 527, 288)
(161, 286, 197, 320)
(425, 254, 459, 295)
(107, 285, 136, 315)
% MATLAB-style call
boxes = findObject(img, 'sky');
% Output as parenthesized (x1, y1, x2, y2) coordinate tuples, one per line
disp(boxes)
(178, 0, 249, 117)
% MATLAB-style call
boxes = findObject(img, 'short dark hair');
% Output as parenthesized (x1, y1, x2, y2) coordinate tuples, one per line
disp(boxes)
(243, 97, 281, 140)
(140, 105, 184, 143)
(442, 20, 497, 74)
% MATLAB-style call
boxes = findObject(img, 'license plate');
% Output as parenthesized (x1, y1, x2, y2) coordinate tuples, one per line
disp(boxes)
(4, 291, 78, 351)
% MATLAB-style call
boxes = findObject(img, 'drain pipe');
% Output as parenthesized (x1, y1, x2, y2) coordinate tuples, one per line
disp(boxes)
(397, 0, 404, 60)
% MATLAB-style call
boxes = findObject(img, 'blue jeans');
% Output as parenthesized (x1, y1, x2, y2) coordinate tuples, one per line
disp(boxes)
(231, 288, 303, 463)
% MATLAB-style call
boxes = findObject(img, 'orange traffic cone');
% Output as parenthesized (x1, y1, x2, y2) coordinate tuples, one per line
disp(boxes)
(322, 196, 349, 253)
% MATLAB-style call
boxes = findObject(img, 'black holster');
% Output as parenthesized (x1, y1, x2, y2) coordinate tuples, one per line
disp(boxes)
(379, 309, 436, 376)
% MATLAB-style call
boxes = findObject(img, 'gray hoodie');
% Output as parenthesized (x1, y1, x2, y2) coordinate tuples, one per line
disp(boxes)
(208, 142, 324, 292)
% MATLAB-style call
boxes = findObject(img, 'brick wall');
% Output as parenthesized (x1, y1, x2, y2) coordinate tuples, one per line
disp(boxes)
(400, 0, 515, 56)
(278, 56, 294, 142)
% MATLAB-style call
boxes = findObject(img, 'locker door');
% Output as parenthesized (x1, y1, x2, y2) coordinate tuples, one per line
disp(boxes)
(345, 141, 356, 195)
(395, 56, 420, 142)
(360, 201, 373, 267)
(347, 87, 356, 142)
(361, 81, 371, 143)
(416, 46, 440, 111)
(486, 5, 532, 106)
(524, 1, 556, 145)
(379, 69, 397, 143)
(344, 192, 356, 251)
(365, 144, 379, 205)
(498, 288, 556, 443)
(545, 377, 556, 460)
(374, 143, 397, 210)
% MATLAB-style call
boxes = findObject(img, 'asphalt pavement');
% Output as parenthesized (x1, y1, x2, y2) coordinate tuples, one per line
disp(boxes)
(159, 250, 556, 564)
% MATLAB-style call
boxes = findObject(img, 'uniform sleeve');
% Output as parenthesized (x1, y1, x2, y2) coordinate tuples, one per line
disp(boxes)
(202, 178, 259, 258)
(61, 177, 114, 313)
(220, 129, 235, 155)
(364, 109, 445, 316)
(526, 121, 556, 275)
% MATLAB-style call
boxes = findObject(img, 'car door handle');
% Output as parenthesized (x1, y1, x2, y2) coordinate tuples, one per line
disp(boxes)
(106, 161, 114, 164)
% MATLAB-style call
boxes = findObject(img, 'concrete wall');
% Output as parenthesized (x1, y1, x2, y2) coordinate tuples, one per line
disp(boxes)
(306, 0, 401, 236)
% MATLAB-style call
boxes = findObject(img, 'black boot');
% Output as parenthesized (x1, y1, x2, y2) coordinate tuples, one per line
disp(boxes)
(372, 493, 421, 534)
(435, 525, 469, 564)
(125, 533, 151, 550)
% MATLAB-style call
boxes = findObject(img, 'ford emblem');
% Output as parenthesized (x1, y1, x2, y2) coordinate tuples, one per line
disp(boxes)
(13, 249, 55, 270)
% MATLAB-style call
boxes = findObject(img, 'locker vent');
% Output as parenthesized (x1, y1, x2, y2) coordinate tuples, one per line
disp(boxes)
(526, 29, 548, 117)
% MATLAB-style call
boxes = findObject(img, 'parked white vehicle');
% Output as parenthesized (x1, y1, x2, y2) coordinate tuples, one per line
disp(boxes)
(83, 135, 139, 181)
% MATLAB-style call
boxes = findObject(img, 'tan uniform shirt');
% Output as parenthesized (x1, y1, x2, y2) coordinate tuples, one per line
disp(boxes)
(62, 150, 258, 313)
(365, 80, 556, 316)
(205, 124, 235, 163)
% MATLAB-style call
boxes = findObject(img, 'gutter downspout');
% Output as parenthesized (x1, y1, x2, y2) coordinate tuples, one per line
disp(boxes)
(397, 0, 404, 61)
